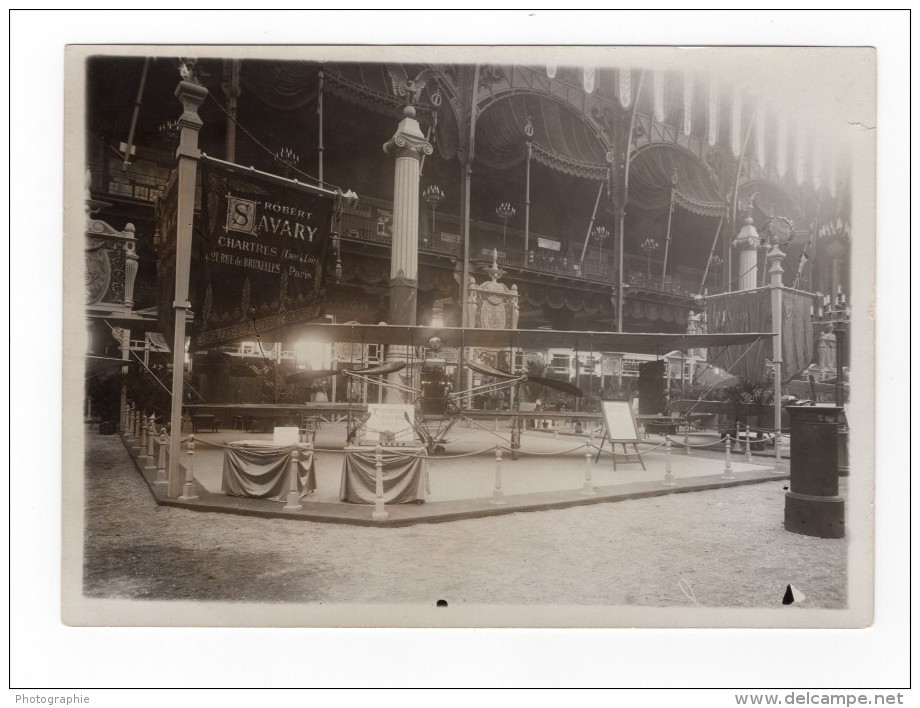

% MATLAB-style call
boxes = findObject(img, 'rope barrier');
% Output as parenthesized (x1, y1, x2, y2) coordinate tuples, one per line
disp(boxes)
(424, 446, 503, 460)
(664, 436, 727, 449)
(587, 439, 669, 455)
(174, 434, 609, 461)
(663, 434, 775, 448)
(164, 426, 786, 460)
(509, 444, 590, 457)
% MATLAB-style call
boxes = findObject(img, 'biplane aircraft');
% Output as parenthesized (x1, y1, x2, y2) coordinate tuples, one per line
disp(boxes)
(280, 322, 774, 455)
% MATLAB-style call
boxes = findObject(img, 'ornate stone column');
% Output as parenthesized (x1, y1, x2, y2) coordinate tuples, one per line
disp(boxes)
(383, 106, 433, 326)
(381, 106, 433, 404)
(733, 213, 760, 291)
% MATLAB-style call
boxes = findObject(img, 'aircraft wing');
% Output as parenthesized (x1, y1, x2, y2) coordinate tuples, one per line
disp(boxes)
(285, 369, 338, 385)
(285, 322, 773, 355)
(348, 361, 406, 376)
(463, 358, 520, 380)
(526, 376, 584, 397)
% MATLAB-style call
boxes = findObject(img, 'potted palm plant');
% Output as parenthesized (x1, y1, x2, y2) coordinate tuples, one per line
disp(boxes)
(722, 376, 774, 428)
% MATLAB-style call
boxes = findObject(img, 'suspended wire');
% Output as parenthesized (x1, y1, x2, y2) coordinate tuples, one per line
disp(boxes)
(205, 91, 345, 194)
(101, 319, 206, 402)
(681, 340, 762, 418)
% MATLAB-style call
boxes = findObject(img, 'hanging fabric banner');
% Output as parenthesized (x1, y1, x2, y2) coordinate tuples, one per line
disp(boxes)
(618, 66, 632, 108)
(190, 160, 337, 349)
(705, 289, 813, 383)
(776, 113, 788, 177)
(811, 140, 823, 190)
(583, 66, 595, 94)
(731, 87, 743, 157)
(707, 79, 719, 147)
(795, 124, 807, 184)
(755, 102, 766, 168)
(682, 72, 693, 135)
(653, 71, 665, 123)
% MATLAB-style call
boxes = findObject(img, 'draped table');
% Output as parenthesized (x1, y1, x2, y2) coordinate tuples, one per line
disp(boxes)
(221, 440, 317, 501)
(339, 446, 430, 504)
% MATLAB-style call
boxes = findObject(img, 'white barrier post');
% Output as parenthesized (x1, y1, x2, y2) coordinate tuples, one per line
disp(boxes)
(122, 403, 129, 433)
(134, 409, 142, 445)
(772, 428, 785, 474)
(721, 436, 735, 481)
(146, 416, 155, 456)
(372, 443, 389, 520)
(684, 423, 691, 455)
(491, 445, 506, 505)
(144, 416, 157, 469)
(744, 424, 753, 462)
(156, 430, 168, 484)
(139, 413, 148, 455)
(283, 448, 303, 511)
(663, 437, 677, 486)
(127, 404, 135, 440)
(179, 434, 199, 501)
(582, 440, 596, 496)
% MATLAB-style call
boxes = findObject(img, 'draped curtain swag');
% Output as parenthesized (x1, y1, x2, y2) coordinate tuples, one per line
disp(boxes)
(221, 441, 317, 501)
(339, 447, 430, 504)
(475, 94, 609, 180)
(239, 61, 319, 110)
(628, 145, 726, 216)
(519, 285, 614, 316)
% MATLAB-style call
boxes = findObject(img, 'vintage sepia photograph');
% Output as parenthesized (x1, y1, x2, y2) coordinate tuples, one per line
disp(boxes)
(61, 42, 878, 634)
(7, 7, 912, 697)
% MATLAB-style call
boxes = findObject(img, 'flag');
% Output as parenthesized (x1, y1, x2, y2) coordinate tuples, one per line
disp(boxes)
(190, 160, 337, 349)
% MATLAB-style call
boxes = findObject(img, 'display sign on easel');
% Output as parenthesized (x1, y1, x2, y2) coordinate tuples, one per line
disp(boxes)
(601, 400, 640, 442)
(597, 399, 645, 470)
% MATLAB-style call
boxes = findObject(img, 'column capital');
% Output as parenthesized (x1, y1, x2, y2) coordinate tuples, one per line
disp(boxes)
(383, 106, 434, 160)
(175, 80, 208, 160)
(174, 80, 208, 127)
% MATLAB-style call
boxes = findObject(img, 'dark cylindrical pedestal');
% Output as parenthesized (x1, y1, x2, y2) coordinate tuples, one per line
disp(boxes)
(838, 424, 850, 477)
(837, 406, 849, 476)
(784, 406, 845, 538)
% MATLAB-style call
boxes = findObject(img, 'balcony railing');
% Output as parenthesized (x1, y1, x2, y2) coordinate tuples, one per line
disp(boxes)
(625, 271, 696, 296)
(486, 247, 614, 285)
(90, 159, 171, 203)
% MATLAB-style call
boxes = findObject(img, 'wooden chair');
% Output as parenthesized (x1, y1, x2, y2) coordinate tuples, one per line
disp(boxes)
(299, 415, 320, 443)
